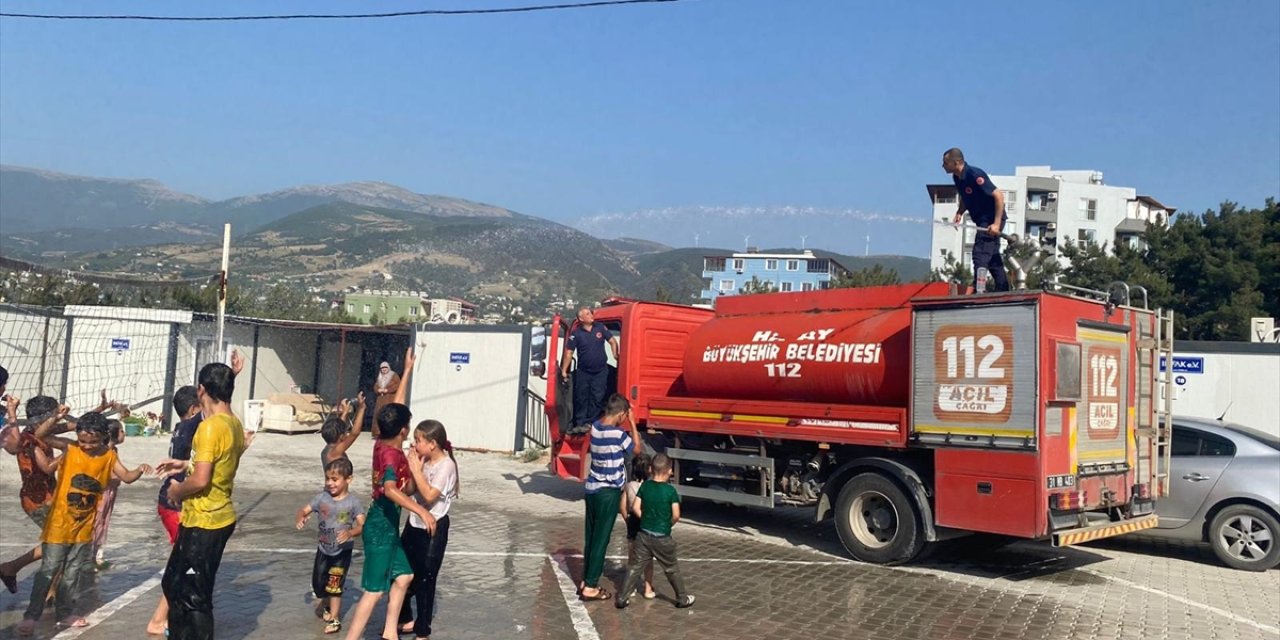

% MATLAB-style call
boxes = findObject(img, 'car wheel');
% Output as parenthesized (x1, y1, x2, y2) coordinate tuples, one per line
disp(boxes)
(1208, 504, 1280, 571)
(834, 472, 927, 565)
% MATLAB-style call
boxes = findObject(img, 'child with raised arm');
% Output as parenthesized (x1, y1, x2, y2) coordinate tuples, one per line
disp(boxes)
(343, 348, 433, 640)
(621, 452, 655, 600)
(0, 391, 111, 592)
(398, 420, 460, 639)
(321, 392, 366, 472)
(18, 412, 152, 635)
(297, 458, 366, 635)
(615, 453, 694, 610)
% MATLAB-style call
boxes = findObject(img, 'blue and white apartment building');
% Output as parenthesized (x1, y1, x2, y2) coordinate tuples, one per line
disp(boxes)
(700, 250, 852, 304)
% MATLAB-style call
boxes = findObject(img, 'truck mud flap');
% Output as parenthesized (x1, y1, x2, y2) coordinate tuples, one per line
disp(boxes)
(1052, 514, 1157, 547)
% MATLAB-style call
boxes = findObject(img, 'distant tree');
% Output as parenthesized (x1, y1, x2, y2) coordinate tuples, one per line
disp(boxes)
(930, 250, 973, 287)
(367, 312, 382, 326)
(738, 276, 776, 295)
(652, 284, 674, 303)
(832, 265, 901, 288)
(1052, 199, 1277, 340)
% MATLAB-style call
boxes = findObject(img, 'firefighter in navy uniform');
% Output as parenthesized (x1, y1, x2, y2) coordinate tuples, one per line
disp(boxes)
(943, 147, 1009, 292)
(559, 307, 620, 434)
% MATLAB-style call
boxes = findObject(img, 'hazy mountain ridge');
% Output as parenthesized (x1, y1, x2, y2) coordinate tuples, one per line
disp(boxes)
(0, 166, 524, 237)
(0, 166, 929, 314)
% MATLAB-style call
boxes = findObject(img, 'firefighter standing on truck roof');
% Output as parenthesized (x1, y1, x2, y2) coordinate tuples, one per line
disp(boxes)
(943, 147, 1009, 292)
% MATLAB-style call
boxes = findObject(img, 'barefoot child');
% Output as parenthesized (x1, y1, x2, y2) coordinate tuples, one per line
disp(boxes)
(297, 458, 366, 635)
(399, 420, 460, 639)
(343, 349, 432, 640)
(18, 412, 152, 635)
(615, 453, 694, 610)
(621, 452, 655, 600)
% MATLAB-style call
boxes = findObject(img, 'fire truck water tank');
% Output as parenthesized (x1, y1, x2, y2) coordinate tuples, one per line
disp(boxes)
(681, 305, 914, 407)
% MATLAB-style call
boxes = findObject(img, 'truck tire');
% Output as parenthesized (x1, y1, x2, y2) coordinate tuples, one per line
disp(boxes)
(1208, 504, 1280, 571)
(834, 472, 926, 565)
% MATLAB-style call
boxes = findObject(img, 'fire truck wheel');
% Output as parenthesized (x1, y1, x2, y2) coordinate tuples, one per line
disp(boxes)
(835, 472, 926, 565)
(1208, 504, 1280, 571)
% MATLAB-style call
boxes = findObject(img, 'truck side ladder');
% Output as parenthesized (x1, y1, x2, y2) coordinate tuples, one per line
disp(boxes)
(1154, 309, 1175, 496)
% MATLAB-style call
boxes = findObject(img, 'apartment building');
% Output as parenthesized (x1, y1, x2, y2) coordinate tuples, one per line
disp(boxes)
(700, 250, 851, 304)
(342, 290, 477, 325)
(927, 166, 1175, 272)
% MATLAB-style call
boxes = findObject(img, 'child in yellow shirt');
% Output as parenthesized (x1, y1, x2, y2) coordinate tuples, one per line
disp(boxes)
(17, 412, 151, 636)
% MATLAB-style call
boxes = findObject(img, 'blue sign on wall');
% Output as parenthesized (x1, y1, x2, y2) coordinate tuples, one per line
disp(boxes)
(449, 352, 471, 364)
(111, 338, 131, 351)
(1159, 355, 1204, 374)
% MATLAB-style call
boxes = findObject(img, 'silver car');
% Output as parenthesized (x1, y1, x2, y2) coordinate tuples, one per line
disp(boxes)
(1148, 417, 1280, 570)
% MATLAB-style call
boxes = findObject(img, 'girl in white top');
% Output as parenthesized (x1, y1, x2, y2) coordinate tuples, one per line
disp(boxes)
(400, 420, 459, 640)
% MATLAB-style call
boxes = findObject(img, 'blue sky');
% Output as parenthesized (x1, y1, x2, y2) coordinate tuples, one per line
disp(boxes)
(1, 0, 1277, 257)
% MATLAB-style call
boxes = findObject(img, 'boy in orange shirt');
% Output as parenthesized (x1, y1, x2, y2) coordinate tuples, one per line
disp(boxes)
(17, 412, 151, 635)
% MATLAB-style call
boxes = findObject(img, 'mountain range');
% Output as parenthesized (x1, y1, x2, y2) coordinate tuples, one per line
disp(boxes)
(0, 165, 928, 314)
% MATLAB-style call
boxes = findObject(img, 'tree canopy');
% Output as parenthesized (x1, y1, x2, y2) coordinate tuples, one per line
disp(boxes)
(933, 199, 1277, 341)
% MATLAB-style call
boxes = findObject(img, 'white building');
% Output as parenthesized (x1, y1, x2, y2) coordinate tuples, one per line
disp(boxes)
(927, 166, 1175, 273)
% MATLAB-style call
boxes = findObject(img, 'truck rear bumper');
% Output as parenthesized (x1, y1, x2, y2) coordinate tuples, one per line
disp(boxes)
(1052, 514, 1158, 547)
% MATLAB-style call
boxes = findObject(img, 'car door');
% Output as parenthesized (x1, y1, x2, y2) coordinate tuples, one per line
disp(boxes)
(1158, 425, 1236, 529)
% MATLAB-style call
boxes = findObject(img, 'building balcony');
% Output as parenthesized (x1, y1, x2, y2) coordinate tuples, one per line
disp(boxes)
(1025, 202, 1058, 224)
(1115, 218, 1148, 234)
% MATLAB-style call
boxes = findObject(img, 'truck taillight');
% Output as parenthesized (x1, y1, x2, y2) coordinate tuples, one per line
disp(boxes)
(1050, 491, 1086, 511)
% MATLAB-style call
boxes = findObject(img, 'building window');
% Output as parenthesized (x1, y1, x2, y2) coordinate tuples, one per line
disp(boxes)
(786, 260, 800, 271)
(765, 259, 778, 270)
(807, 258, 830, 273)
(780, 282, 793, 292)
(719, 279, 735, 292)
(704, 257, 726, 272)
(346, 303, 354, 313)
(1003, 190, 1018, 214)
(362, 304, 370, 314)
(801, 282, 814, 292)
(732, 259, 745, 271)
(409, 306, 418, 316)
(1080, 198, 1097, 221)
(1078, 228, 1096, 243)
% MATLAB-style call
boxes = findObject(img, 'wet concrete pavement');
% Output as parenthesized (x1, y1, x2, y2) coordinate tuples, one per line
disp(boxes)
(1, 444, 1277, 640)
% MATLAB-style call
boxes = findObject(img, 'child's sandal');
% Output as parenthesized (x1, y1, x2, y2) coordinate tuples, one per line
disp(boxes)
(324, 619, 342, 634)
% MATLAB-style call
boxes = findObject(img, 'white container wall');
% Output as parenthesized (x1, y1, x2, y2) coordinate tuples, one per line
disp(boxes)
(409, 325, 531, 452)
(1166, 342, 1280, 437)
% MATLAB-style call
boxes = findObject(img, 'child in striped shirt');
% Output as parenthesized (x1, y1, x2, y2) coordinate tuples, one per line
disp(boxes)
(578, 394, 641, 602)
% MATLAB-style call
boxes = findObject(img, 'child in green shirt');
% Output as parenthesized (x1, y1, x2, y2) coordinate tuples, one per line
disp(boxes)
(615, 453, 695, 609)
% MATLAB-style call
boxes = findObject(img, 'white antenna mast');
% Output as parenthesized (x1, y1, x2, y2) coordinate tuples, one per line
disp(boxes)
(865, 235, 870, 257)
(800, 235, 808, 250)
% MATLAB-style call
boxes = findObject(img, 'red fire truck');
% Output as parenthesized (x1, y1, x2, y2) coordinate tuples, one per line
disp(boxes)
(543, 282, 1174, 564)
